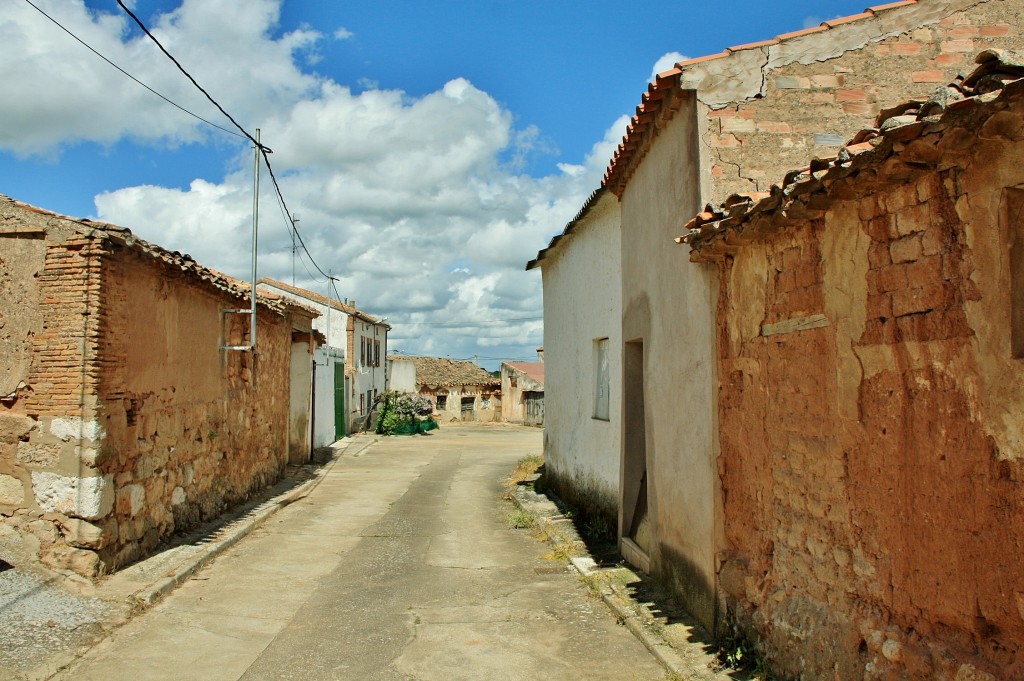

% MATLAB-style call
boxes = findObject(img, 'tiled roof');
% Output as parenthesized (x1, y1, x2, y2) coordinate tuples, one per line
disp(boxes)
(602, 1, 926, 195)
(400, 356, 500, 388)
(677, 50, 1024, 260)
(0, 195, 308, 317)
(503, 362, 545, 386)
(257, 277, 388, 327)
(526, 187, 607, 270)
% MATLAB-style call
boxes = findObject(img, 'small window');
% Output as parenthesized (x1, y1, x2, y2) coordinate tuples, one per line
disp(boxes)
(436, 394, 447, 410)
(594, 337, 610, 420)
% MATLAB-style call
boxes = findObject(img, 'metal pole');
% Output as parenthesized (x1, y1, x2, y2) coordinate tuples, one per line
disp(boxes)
(249, 129, 261, 350)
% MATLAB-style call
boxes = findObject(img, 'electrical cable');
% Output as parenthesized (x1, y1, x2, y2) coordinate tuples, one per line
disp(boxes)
(115, 0, 337, 284)
(22, 0, 244, 139)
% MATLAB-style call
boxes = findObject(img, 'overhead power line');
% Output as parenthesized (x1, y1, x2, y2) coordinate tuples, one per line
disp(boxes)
(398, 316, 543, 327)
(23, 0, 243, 139)
(100, 0, 339, 284)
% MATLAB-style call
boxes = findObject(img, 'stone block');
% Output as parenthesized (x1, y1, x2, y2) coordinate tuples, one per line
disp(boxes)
(0, 473, 26, 505)
(59, 517, 106, 549)
(31, 472, 114, 519)
(940, 39, 975, 53)
(0, 413, 35, 444)
(15, 441, 60, 468)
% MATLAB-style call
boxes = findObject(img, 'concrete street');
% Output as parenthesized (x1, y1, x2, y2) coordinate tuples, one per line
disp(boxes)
(54, 425, 667, 681)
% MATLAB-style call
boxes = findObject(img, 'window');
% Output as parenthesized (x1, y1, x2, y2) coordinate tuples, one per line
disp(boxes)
(594, 337, 610, 420)
(436, 394, 447, 410)
(360, 337, 366, 366)
(374, 339, 380, 367)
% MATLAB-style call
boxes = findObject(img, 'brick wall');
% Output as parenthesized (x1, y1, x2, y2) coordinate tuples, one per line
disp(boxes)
(704, 0, 1024, 205)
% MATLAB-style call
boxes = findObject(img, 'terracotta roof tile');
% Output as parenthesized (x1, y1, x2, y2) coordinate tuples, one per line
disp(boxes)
(775, 24, 829, 41)
(504, 362, 545, 386)
(257, 276, 388, 327)
(678, 52, 1024, 260)
(868, 1, 918, 14)
(400, 356, 499, 389)
(726, 38, 780, 53)
(674, 51, 730, 68)
(824, 12, 875, 28)
(0, 195, 306, 317)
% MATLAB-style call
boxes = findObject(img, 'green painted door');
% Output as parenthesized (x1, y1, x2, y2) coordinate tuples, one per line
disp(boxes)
(334, 363, 347, 438)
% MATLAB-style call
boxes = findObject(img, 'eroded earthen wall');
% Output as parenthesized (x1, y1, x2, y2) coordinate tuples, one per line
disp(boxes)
(94, 248, 292, 573)
(716, 159, 1024, 677)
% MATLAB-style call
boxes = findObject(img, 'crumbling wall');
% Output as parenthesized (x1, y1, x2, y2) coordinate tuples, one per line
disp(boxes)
(700, 0, 1024, 205)
(715, 150, 1024, 677)
(0, 220, 111, 578)
(94, 249, 292, 572)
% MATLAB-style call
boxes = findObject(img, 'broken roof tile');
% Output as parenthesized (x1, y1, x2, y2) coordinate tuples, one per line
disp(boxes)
(678, 50, 1024, 260)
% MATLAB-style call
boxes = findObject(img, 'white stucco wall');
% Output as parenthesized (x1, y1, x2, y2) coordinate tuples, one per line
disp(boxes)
(619, 92, 721, 631)
(288, 338, 313, 463)
(313, 347, 344, 447)
(387, 358, 417, 393)
(352, 318, 387, 423)
(538, 190, 622, 521)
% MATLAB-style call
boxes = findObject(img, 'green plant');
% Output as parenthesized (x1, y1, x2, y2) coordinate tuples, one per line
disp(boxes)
(508, 509, 535, 529)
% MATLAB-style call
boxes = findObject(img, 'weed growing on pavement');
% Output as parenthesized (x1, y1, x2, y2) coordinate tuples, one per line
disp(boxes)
(508, 509, 536, 529)
(509, 453, 544, 487)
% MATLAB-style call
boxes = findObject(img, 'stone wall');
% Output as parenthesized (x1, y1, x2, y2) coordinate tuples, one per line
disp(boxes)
(713, 131, 1024, 678)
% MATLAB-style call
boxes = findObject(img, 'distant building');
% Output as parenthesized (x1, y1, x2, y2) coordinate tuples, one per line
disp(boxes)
(500, 362, 544, 426)
(386, 356, 500, 422)
(258, 278, 390, 439)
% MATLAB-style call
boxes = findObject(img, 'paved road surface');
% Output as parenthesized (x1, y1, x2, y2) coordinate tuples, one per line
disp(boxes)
(55, 425, 666, 681)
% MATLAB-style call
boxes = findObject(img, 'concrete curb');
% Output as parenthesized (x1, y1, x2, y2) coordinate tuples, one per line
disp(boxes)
(128, 434, 378, 606)
(509, 484, 729, 681)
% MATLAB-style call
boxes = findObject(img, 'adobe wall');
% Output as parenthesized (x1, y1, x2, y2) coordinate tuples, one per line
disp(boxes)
(424, 386, 500, 423)
(94, 248, 293, 573)
(696, 0, 1024, 206)
(540, 191, 622, 530)
(715, 135, 1024, 678)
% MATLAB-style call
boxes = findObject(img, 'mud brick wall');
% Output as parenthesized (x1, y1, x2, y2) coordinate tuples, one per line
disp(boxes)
(1, 206, 296, 578)
(715, 166, 1024, 677)
(704, 0, 1024, 206)
(94, 247, 292, 573)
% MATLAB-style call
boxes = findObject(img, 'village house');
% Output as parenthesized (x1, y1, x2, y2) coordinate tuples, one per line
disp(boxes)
(257, 278, 390, 440)
(0, 195, 318, 579)
(526, 189, 621, 545)
(529, 0, 1024, 662)
(387, 356, 500, 422)
(676, 51, 1024, 681)
(499, 360, 545, 426)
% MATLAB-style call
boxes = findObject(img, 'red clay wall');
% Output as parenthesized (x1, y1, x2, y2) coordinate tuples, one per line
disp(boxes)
(715, 159, 1024, 678)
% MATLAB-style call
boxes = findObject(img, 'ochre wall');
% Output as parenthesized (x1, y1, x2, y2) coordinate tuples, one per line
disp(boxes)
(95, 247, 293, 572)
(715, 140, 1024, 678)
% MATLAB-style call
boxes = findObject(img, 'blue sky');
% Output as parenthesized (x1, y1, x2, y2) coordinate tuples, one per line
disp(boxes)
(3, 0, 868, 368)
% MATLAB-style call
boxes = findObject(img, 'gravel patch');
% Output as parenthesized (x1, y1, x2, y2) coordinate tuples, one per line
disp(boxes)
(0, 567, 115, 679)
